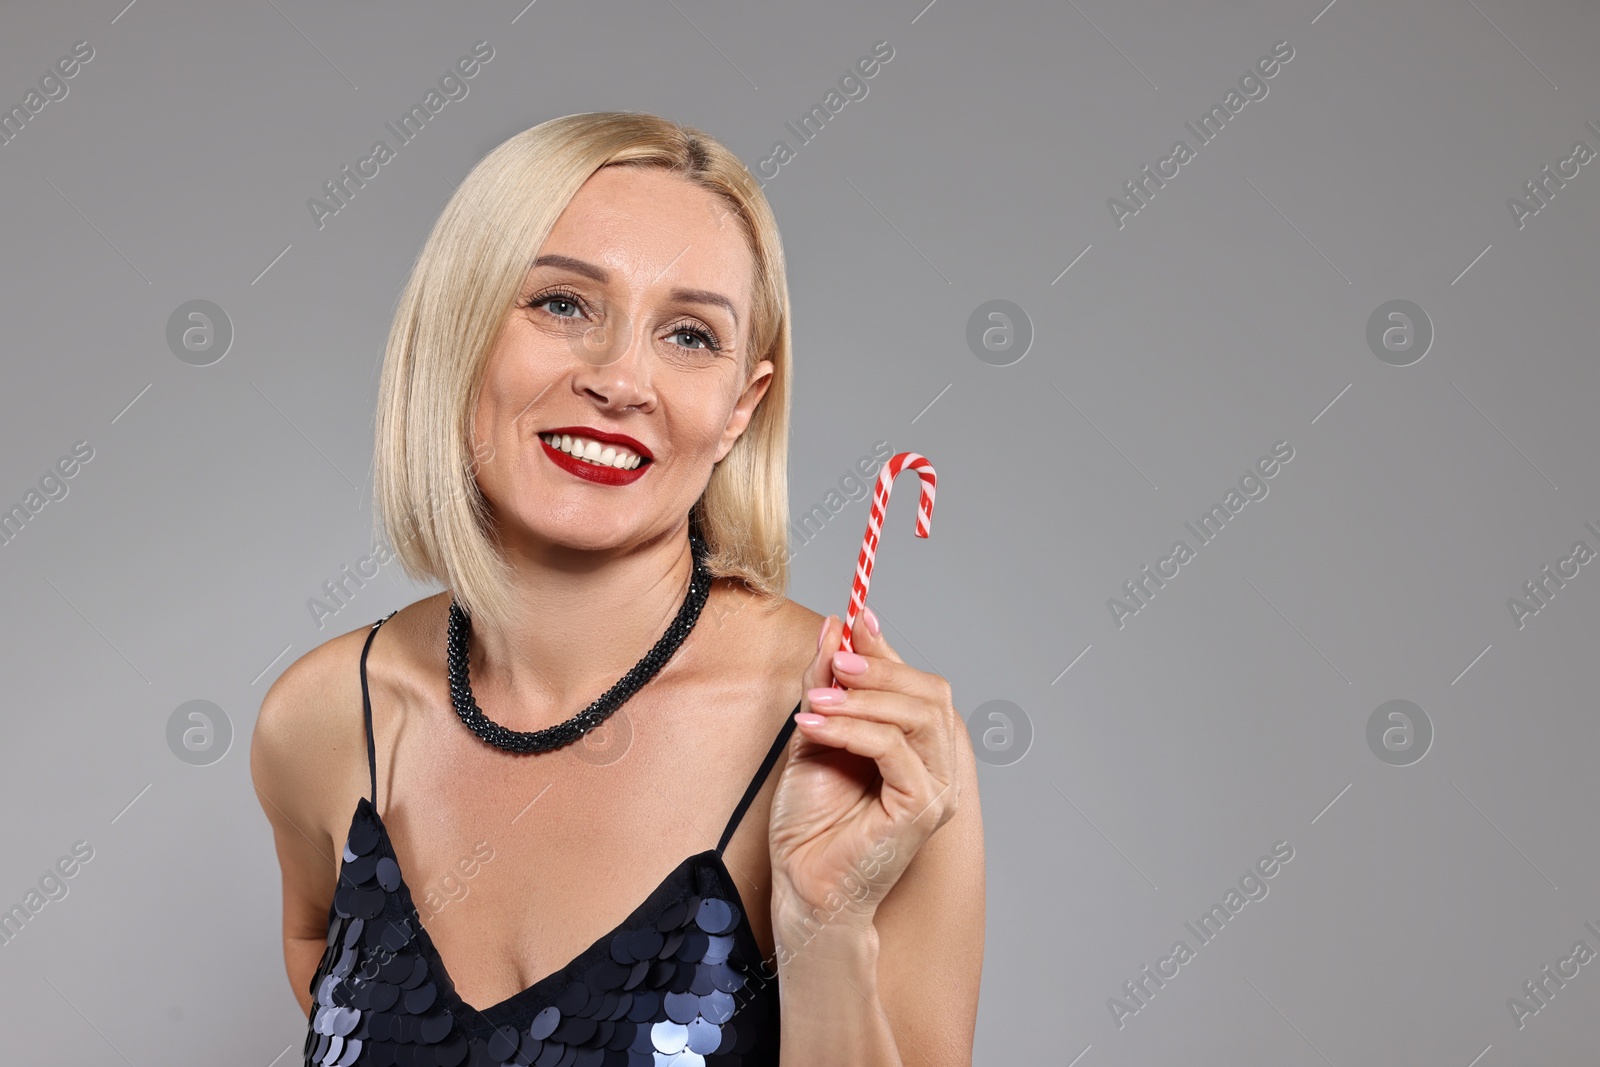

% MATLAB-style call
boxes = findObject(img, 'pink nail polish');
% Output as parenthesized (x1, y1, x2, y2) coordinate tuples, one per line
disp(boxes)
(807, 687, 846, 706)
(863, 605, 880, 637)
(795, 711, 827, 727)
(832, 650, 868, 675)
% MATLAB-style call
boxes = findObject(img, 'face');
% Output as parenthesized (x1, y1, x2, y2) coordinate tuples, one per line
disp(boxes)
(470, 166, 773, 556)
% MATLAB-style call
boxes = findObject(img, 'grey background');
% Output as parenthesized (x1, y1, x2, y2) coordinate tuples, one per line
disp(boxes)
(2, 0, 1597, 1063)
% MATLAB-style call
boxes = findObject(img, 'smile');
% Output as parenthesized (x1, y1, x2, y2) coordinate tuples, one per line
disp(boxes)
(539, 432, 647, 469)
(537, 430, 652, 486)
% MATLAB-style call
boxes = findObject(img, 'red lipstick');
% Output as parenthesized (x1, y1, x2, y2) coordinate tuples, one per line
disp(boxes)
(538, 426, 652, 487)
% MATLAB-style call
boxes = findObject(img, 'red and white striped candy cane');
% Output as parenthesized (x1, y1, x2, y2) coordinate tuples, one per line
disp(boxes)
(832, 452, 937, 684)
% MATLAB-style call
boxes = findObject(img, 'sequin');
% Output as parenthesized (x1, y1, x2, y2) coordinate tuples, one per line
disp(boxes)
(695, 900, 734, 936)
(651, 1020, 688, 1054)
(697, 992, 733, 1025)
(700, 936, 732, 966)
(302, 806, 782, 1066)
(299, 615, 795, 1065)
(376, 857, 403, 892)
(528, 1005, 561, 1040)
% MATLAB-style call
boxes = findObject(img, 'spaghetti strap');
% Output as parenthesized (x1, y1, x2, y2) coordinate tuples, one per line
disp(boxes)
(715, 699, 802, 855)
(360, 611, 398, 811)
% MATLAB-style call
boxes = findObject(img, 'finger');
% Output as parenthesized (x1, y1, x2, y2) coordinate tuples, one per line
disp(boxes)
(804, 614, 844, 694)
(828, 646, 948, 706)
(791, 711, 951, 829)
(847, 604, 905, 666)
(802, 687, 954, 772)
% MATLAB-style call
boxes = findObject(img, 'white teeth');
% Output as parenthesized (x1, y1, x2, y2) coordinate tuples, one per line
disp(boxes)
(540, 433, 644, 470)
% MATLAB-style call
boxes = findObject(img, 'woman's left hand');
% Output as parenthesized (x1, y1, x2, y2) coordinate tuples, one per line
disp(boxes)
(766, 606, 963, 940)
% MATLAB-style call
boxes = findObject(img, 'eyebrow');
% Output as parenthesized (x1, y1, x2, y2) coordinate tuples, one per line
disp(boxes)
(530, 254, 739, 328)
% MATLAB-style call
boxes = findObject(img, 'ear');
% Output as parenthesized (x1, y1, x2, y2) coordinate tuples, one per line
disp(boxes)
(714, 359, 774, 463)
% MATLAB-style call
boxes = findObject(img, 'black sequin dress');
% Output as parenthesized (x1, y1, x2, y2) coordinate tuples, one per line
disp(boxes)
(301, 612, 799, 1067)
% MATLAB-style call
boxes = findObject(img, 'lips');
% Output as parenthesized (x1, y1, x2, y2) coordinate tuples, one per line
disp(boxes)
(537, 426, 653, 486)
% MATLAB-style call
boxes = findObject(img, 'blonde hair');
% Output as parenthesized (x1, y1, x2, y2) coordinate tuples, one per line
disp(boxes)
(373, 112, 792, 635)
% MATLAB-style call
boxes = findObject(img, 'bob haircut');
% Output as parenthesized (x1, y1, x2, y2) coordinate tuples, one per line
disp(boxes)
(373, 111, 792, 636)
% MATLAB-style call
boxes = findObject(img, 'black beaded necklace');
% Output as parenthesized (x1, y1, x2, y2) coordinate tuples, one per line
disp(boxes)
(445, 525, 713, 753)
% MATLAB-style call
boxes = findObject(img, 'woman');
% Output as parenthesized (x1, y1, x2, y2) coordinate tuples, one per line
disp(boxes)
(251, 112, 985, 1067)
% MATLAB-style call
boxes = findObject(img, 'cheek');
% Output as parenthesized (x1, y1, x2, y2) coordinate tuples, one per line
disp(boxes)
(675, 394, 739, 459)
(475, 349, 550, 445)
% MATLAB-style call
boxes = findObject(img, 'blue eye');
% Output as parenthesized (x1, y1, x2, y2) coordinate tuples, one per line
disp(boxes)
(669, 326, 720, 351)
(522, 288, 586, 319)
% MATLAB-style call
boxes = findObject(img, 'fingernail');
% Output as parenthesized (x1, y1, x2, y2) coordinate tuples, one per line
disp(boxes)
(795, 711, 828, 726)
(832, 650, 868, 675)
(807, 687, 847, 706)
(863, 605, 880, 637)
(817, 615, 829, 651)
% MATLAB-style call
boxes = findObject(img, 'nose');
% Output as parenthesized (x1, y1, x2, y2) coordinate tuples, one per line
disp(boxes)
(568, 307, 654, 413)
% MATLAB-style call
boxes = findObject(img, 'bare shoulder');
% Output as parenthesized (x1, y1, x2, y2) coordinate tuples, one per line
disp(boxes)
(712, 580, 824, 673)
(249, 597, 442, 839)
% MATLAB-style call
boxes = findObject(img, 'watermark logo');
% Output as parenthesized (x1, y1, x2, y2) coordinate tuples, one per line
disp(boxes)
(166, 300, 233, 366)
(167, 699, 233, 766)
(1365, 699, 1431, 766)
(965, 699, 1033, 767)
(567, 708, 633, 767)
(1365, 300, 1431, 367)
(966, 300, 1032, 367)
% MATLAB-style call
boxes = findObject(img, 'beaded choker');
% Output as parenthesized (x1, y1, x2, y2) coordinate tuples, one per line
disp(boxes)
(445, 526, 713, 753)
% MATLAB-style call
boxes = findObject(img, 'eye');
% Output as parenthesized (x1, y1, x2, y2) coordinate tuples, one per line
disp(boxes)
(522, 288, 587, 320)
(666, 320, 722, 352)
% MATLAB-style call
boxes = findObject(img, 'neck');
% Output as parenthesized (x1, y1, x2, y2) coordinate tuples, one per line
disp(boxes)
(462, 518, 702, 730)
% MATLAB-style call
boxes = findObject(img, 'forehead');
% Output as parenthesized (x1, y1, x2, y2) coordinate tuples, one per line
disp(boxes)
(538, 166, 754, 306)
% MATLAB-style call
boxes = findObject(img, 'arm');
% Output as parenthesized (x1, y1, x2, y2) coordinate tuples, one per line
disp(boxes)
(775, 726, 985, 1065)
(249, 629, 369, 1017)
(769, 610, 986, 1065)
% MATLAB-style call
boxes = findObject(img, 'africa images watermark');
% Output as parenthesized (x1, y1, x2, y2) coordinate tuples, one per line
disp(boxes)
(1107, 440, 1295, 630)
(787, 439, 894, 556)
(1506, 119, 1600, 231)
(307, 438, 496, 628)
(1505, 518, 1600, 631)
(728, 838, 898, 1018)
(1107, 39, 1296, 230)
(1506, 917, 1600, 1031)
(0, 440, 96, 549)
(307, 40, 495, 230)
(0, 840, 95, 949)
(1107, 839, 1296, 1030)
(752, 40, 895, 186)
(0, 39, 95, 149)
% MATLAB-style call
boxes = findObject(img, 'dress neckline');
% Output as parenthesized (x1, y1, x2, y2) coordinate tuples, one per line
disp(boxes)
(341, 794, 770, 1031)
(346, 610, 799, 1037)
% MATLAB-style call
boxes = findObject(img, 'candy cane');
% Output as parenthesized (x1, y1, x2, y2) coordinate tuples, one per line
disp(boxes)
(832, 452, 937, 685)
